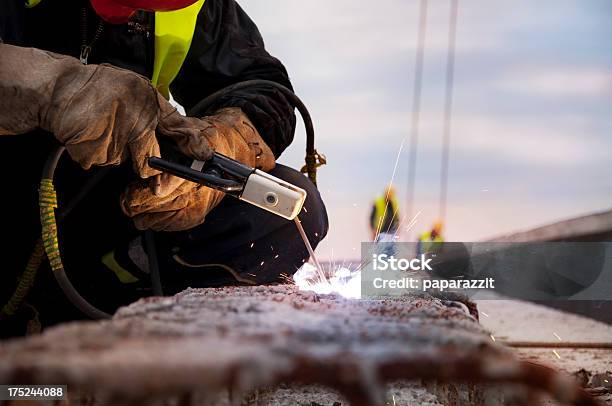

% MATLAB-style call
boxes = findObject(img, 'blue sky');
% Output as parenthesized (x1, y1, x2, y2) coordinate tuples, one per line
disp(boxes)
(241, 0, 612, 260)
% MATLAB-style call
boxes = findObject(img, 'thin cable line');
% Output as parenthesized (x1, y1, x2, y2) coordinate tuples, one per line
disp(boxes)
(406, 0, 428, 240)
(439, 0, 459, 222)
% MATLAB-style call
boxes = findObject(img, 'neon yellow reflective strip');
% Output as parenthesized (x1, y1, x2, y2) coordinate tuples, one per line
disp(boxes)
(102, 251, 139, 284)
(25, 0, 42, 8)
(152, 0, 206, 99)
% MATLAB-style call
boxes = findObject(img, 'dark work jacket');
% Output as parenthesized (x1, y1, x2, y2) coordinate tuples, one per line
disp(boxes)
(0, 0, 297, 156)
(0, 0, 297, 326)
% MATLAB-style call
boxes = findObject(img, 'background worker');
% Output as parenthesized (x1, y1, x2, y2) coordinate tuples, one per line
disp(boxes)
(417, 221, 445, 255)
(370, 186, 400, 243)
(0, 0, 328, 334)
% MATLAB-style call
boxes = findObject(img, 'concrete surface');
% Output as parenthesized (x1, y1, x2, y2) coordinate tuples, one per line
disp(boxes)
(478, 299, 612, 404)
(0, 286, 594, 405)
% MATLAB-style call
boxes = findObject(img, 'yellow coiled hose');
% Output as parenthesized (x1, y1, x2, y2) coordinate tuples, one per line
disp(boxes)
(0, 240, 45, 319)
(38, 174, 110, 320)
(39, 179, 62, 272)
(0, 179, 56, 319)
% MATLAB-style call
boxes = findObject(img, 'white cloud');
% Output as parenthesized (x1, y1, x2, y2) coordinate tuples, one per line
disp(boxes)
(242, 0, 507, 64)
(496, 66, 612, 97)
(417, 113, 611, 166)
(294, 103, 610, 167)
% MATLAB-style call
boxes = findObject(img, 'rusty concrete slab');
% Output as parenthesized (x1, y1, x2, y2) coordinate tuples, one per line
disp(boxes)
(0, 285, 598, 405)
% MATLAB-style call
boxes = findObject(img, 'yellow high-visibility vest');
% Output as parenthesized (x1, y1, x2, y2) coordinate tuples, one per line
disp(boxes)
(419, 231, 444, 243)
(27, 0, 206, 99)
(25, 0, 42, 8)
(373, 196, 399, 231)
(152, 0, 206, 99)
(418, 230, 444, 254)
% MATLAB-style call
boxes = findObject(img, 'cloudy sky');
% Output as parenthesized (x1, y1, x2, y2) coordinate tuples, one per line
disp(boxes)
(240, 0, 612, 260)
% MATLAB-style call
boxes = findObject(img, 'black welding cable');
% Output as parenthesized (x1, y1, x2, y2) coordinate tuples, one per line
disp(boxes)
(1, 154, 113, 319)
(40, 148, 161, 318)
(41, 145, 66, 181)
(54, 269, 110, 319)
(187, 79, 320, 185)
(144, 230, 163, 296)
(41, 146, 111, 319)
(188, 79, 314, 153)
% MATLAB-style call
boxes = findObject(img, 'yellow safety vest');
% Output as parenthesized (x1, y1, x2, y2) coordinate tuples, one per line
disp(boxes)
(418, 230, 444, 254)
(373, 196, 399, 231)
(26, 0, 206, 99)
(25, 0, 42, 8)
(152, 0, 205, 98)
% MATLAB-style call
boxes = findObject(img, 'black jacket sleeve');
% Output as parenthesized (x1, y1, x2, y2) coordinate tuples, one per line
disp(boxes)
(0, 0, 25, 45)
(170, 0, 296, 158)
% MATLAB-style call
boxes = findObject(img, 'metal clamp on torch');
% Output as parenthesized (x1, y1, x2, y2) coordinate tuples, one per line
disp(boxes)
(148, 149, 307, 221)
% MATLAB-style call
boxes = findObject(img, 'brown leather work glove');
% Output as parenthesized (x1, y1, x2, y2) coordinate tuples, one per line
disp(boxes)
(0, 43, 212, 178)
(121, 107, 276, 232)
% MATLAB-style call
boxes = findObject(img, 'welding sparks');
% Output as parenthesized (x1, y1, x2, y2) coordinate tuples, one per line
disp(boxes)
(250, 242, 255, 248)
(278, 273, 293, 284)
(490, 334, 496, 342)
(480, 311, 489, 318)
(552, 332, 562, 341)
(294, 263, 361, 299)
(552, 350, 561, 359)
(402, 210, 422, 234)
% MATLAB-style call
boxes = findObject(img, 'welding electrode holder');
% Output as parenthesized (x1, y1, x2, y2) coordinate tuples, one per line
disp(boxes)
(149, 141, 307, 220)
(149, 143, 250, 195)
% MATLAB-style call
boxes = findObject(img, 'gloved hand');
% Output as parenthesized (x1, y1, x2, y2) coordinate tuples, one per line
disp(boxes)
(0, 43, 212, 178)
(121, 107, 276, 231)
